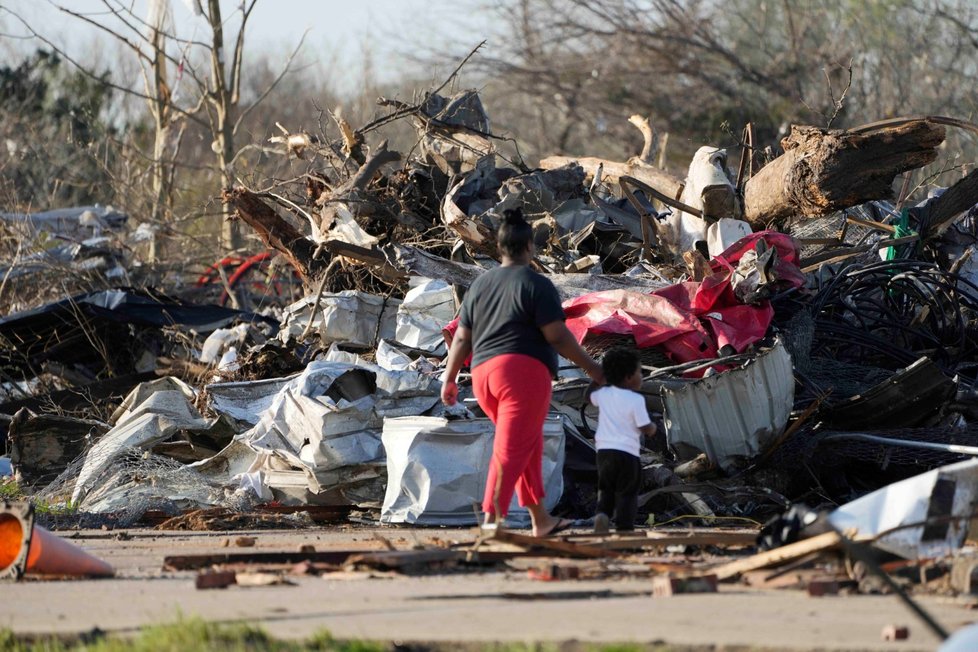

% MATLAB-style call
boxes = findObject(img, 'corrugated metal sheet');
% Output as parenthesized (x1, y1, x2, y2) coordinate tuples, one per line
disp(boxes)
(381, 415, 565, 526)
(662, 338, 794, 472)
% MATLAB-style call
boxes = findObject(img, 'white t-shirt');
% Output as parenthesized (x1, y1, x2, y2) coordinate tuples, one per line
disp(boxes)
(589, 386, 652, 457)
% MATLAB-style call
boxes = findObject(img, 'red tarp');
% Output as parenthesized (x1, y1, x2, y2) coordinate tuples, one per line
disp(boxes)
(563, 231, 803, 366)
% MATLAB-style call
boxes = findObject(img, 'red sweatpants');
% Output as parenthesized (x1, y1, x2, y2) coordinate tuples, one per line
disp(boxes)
(472, 353, 553, 518)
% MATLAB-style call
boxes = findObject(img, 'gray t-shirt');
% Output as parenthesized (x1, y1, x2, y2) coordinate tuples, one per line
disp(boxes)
(459, 265, 565, 375)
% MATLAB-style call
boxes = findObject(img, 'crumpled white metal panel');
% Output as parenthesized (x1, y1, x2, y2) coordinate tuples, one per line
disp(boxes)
(662, 338, 794, 473)
(830, 458, 978, 560)
(381, 415, 565, 526)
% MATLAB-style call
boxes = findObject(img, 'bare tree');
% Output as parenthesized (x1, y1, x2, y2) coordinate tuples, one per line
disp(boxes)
(5, 0, 305, 252)
(468, 0, 978, 178)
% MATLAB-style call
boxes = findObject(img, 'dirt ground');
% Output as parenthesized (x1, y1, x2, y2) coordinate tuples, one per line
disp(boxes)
(2, 526, 976, 651)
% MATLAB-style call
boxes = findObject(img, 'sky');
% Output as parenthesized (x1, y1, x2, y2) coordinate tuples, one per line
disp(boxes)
(0, 0, 497, 96)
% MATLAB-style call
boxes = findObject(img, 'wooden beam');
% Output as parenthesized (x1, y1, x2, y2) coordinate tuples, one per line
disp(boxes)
(345, 549, 463, 570)
(710, 531, 842, 581)
(564, 530, 759, 550)
(489, 529, 622, 559)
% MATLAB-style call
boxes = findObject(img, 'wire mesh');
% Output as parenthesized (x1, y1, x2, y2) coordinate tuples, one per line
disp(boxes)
(583, 332, 672, 368)
(36, 447, 249, 528)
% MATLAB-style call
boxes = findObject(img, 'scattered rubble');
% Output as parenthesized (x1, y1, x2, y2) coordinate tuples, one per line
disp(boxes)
(6, 89, 978, 643)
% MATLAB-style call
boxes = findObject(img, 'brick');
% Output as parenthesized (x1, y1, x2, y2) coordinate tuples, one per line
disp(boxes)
(195, 570, 237, 590)
(527, 564, 581, 581)
(807, 579, 840, 597)
(881, 624, 910, 641)
(652, 574, 718, 597)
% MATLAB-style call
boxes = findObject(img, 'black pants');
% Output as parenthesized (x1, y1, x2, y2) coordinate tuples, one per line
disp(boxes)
(596, 449, 641, 531)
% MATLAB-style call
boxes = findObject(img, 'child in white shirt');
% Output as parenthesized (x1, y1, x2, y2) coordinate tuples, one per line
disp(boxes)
(588, 347, 656, 533)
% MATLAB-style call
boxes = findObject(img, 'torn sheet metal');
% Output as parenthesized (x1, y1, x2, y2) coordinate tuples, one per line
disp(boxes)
(376, 339, 414, 371)
(205, 375, 298, 429)
(662, 338, 794, 472)
(495, 164, 587, 217)
(591, 195, 646, 241)
(71, 377, 218, 505)
(419, 90, 493, 176)
(236, 362, 380, 471)
(278, 290, 399, 347)
(824, 357, 956, 429)
(553, 198, 604, 234)
(7, 410, 108, 486)
(567, 220, 635, 273)
(828, 458, 978, 560)
(262, 465, 384, 506)
(217, 360, 438, 503)
(0, 204, 128, 240)
(322, 345, 440, 397)
(381, 415, 565, 526)
(395, 278, 457, 353)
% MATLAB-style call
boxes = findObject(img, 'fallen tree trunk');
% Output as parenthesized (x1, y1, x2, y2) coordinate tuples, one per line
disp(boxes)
(539, 155, 683, 199)
(743, 120, 946, 228)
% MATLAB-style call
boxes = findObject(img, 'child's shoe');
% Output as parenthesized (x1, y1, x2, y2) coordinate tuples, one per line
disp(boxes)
(594, 512, 610, 534)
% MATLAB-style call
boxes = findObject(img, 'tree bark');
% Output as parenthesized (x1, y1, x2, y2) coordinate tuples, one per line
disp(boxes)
(223, 187, 326, 285)
(209, 0, 243, 252)
(743, 120, 946, 228)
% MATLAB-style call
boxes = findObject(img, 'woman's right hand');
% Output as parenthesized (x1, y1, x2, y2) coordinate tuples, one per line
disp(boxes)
(441, 379, 459, 406)
(585, 360, 606, 385)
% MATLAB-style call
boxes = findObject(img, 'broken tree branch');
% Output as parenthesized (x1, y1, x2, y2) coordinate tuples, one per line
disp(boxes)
(223, 187, 327, 285)
(628, 114, 656, 165)
(333, 140, 402, 196)
(540, 155, 683, 199)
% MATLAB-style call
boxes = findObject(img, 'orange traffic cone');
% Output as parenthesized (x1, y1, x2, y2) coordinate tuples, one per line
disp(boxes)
(1, 501, 114, 580)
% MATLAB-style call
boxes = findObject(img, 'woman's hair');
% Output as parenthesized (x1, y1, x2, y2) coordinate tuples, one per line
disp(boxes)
(602, 347, 641, 387)
(497, 207, 533, 258)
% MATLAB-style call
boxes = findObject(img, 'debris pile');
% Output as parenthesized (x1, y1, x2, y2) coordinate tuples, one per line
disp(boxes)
(5, 89, 978, 614)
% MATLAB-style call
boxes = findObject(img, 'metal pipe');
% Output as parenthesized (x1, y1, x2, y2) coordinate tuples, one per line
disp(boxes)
(821, 432, 978, 457)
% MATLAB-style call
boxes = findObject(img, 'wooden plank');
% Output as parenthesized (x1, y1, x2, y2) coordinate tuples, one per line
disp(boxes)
(490, 529, 622, 559)
(345, 549, 463, 569)
(164, 550, 360, 571)
(564, 530, 758, 550)
(798, 237, 844, 246)
(710, 531, 842, 581)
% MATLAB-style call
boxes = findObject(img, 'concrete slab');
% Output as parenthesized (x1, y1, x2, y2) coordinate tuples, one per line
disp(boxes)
(2, 526, 976, 651)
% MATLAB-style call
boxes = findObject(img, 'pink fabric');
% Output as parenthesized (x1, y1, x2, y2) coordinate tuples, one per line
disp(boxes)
(472, 353, 552, 517)
(563, 231, 803, 371)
